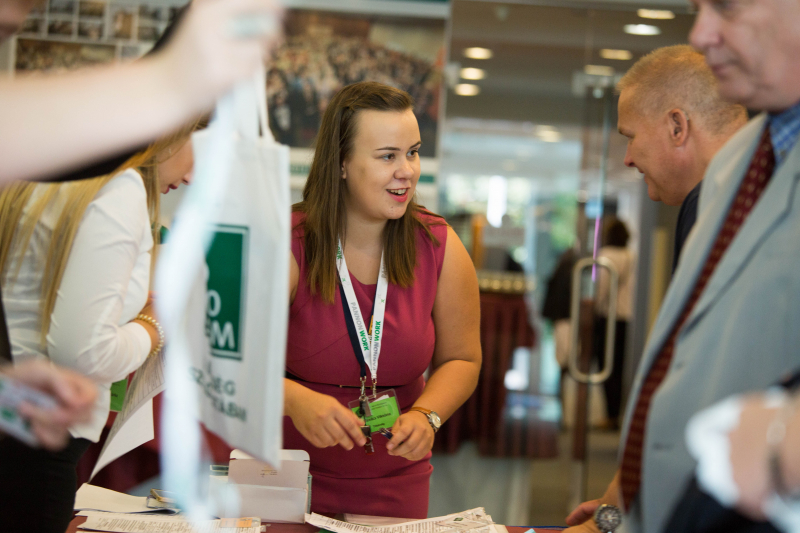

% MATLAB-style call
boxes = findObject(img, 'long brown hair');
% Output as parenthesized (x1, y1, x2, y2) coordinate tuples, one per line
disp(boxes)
(294, 81, 444, 304)
(0, 120, 198, 344)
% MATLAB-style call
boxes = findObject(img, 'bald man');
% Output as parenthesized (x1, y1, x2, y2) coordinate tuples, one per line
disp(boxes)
(616, 45, 747, 271)
(563, 46, 751, 533)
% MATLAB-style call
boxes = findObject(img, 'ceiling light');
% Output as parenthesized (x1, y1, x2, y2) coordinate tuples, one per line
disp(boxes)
(637, 9, 675, 19)
(455, 83, 480, 96)
(464, 47, 493, 60)
(538, 131, 561, 143)
(624, 24, 661, 36)
(584, 64, 615, 76)
(600, 49, 633, 60)
(460, 67, 486, 80)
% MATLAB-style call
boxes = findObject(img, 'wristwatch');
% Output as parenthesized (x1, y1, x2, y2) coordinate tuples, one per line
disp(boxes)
(593, 504, 622, 533)
(409, 407, 442, 433)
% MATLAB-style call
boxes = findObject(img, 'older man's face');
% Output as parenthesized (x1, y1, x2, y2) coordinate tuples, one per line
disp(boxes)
(689, 0, 800, 111)
(0, 0, 39, 42)
(618, 89, 687, 206)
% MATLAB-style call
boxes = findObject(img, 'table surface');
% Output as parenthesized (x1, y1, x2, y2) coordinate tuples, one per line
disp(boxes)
(67, 517, 564, 533)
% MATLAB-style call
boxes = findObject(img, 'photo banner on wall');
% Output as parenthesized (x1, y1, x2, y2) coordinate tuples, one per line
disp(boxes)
(267, 9, 446, 158)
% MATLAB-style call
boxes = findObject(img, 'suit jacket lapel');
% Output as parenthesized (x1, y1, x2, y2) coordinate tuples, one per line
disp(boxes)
(638, 117, 764, 371)
(619, 118, 766, 448)
(683, 124, 800, 332)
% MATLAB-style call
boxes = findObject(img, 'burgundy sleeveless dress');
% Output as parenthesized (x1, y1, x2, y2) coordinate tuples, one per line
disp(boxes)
(284, 211, 447, 519)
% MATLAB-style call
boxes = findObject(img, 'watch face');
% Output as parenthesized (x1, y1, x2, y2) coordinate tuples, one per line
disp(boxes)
(594, 504, 622, 532)
(430, 411, 442, 427)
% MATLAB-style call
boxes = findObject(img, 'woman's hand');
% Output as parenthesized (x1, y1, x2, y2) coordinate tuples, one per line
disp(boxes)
(386, 411, 434, 461)
(159, 0, 284, 113)
(728, 394, 800, 520)
(139, 292, 157, 320)
(2, 361, 97, 451)
(285, 380, 367, 451)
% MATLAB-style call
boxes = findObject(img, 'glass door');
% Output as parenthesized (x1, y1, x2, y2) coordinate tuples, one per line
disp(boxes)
(430, 1, 696, 524)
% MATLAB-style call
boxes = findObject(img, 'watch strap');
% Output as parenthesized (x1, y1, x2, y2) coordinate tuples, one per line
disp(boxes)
(409, 407, 440, 432)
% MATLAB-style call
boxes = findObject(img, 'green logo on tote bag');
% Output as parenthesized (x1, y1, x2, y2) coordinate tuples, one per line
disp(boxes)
(206, 224, 249, 360)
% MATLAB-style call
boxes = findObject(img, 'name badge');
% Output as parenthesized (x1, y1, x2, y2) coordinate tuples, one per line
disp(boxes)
(348, 388, 400, 432)
(109, 378, 127, 412)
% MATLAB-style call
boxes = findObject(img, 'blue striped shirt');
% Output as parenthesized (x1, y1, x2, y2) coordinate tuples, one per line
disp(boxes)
(769, 101, 800, 167)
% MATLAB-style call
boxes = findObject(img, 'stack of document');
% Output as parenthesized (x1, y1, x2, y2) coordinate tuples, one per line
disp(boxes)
(307, 507, 501, 533)
(74, 484, 262, 533)
(78, 513, 261, 533)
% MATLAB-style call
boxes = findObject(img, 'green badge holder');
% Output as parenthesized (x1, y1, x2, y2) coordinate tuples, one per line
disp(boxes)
(109, 379, 127, 412)
(349, 389, 400, 432)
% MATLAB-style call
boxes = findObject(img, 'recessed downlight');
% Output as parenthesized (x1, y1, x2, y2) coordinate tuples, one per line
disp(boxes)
(624, 24, 661, 36)
(455, 83, 481, 96)
(460, 67, 486, 80)
(539, 131, 561, 143)
(463, 47, 493, 60)
(584, 64, 615, 76)
(637, 9, 675, 19)
(600, 49, 633, 60)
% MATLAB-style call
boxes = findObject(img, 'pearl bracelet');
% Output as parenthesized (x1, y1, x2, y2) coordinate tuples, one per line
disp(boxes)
(136, 313, 165, 357)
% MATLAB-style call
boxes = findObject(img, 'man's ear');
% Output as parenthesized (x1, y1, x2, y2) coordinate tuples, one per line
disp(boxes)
(668, 109, 690, 146)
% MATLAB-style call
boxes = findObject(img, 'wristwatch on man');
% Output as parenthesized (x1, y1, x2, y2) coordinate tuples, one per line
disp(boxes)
(593, 504, 622, 533)
(409, 407, 442, 433)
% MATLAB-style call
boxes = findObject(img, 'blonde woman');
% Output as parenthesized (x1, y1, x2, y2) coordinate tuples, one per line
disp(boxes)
(0, 124, 196, 533)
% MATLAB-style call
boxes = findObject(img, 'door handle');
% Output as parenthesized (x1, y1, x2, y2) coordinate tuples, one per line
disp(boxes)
(568, 256, 619, 384)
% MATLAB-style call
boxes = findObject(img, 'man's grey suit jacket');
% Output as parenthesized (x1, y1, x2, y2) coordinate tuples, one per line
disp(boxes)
(621, 114, 800, 533)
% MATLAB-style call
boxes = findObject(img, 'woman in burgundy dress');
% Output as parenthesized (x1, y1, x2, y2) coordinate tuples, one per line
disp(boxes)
(284, 81, 482, 519)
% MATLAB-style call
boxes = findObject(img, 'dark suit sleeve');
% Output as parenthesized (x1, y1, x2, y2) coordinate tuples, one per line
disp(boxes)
(673, 182, 702, 274)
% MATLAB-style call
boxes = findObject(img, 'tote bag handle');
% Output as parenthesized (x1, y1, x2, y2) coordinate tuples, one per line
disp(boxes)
(232, 65, 274, 143)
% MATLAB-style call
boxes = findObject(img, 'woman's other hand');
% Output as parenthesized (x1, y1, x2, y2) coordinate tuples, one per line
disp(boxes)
(285, 380, 367, 451)
(160, 0, 284, 113)
(140, 291, 157, 320)
(3, 361, 97, 451)
(386, 411, 434, 461)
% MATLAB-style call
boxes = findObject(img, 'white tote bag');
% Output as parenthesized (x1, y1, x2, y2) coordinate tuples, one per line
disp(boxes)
(158, 72, 289, 496)
(189, 74, 290, 465)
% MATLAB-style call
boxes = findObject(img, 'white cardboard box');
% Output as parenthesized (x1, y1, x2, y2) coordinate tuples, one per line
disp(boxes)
(209, 449, 311, 523)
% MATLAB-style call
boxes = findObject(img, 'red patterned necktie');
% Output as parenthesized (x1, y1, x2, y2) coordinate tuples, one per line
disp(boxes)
(619, 127, 776, 510)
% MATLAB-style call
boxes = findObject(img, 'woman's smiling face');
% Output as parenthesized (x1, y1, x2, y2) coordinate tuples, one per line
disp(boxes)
(342, 108, 421, 223)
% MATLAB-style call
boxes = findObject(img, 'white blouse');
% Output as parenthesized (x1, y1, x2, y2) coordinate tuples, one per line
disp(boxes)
(2, 169, 153, 442)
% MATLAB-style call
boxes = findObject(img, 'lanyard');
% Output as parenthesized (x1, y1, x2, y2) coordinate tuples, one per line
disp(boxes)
(337, 239, 388, 398)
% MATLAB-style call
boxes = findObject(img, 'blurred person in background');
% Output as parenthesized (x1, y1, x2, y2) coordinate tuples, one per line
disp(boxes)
(593, 218, 635, 430)
(0, 121, 199, 533)
(541, 247, 578, 403)
(616, 45, 747, 272)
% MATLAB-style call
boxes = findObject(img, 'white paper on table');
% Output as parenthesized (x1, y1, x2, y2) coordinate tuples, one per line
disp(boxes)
(91, 348, 166, 479)
(344, 514, 412, 527)
(74, 484, 176, 514)
(77, 511, 261, 533)
(306, 507, 498, 533)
